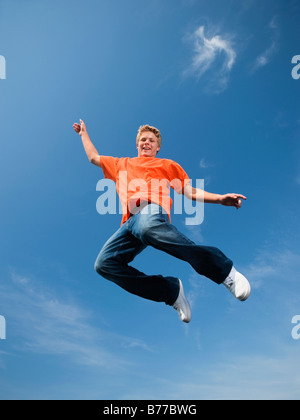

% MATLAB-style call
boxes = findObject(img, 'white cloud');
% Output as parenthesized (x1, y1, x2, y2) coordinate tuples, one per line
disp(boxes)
(243, 248, 300, 290)
(0, 271, 153, 370)
(252, 17, 279, 72)
(167, 349, 300, 400)
(184, 25, 237, 92)
(119, 346, 300, 400)
(199, 158, 208, 168)
(252, 41, 277, 71)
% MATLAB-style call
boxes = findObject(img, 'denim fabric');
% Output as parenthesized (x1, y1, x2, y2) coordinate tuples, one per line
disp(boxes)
(95, 204, 233, 306)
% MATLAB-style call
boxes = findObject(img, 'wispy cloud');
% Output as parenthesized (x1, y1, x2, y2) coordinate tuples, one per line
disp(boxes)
(161, 349, 300, 400)
(0, 271, 154, 370)
(251, 16, 279, 72)
(200, 157, 215, 169)
(243, 248, 300, 290)
(183, 25, 237, 93)
(119, 345, 300, 400)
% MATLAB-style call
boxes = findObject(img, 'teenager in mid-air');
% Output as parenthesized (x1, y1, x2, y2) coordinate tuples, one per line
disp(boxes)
(73, 119, 251, 323)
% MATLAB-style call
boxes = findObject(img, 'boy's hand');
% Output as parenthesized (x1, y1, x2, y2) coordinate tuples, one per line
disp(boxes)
(219, 193, 247, 210)
(73, 119, 87, 136)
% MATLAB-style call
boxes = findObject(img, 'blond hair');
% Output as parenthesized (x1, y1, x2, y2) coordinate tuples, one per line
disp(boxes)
(136, 124, 162, 148)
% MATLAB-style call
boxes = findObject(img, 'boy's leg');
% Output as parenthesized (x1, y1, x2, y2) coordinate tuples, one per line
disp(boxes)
(130, 203, 250, 303)
(129, 204, 233, 285)
(94, 223, 179, 305)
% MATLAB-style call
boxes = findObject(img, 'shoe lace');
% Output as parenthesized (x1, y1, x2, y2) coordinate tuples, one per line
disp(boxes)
(224, 275, 234, 289)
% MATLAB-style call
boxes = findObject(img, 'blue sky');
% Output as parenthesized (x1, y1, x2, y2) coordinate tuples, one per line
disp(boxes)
(1, 0, 300, 400)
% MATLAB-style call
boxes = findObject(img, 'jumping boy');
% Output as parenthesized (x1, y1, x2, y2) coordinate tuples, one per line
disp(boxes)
(73, 119, 251, 323)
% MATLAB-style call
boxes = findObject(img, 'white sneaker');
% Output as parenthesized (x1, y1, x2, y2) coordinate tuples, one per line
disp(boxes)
(173, 279, 191, 323)
(223, 267, 251, 301)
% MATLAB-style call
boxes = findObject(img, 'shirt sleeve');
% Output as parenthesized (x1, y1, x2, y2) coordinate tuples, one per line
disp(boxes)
(168, 160, 191, 193)
(99, 156, 120, 181)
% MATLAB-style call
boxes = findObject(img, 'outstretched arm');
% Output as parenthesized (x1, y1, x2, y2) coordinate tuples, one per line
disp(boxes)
(73, 119, 101, 167)
(183, 184, 246, 210)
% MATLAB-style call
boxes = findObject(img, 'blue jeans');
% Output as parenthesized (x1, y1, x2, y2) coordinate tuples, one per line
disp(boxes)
(95, 204, 233, 306)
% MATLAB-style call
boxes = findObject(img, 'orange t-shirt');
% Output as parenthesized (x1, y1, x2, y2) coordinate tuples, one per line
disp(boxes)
(100, 156, 190, 225)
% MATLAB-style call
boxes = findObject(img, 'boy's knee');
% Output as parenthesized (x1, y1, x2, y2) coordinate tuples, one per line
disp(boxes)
(94, 254, 107, 275)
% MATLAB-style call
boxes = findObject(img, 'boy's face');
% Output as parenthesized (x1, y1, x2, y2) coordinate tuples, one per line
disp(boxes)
(137, 131, 161, 157)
